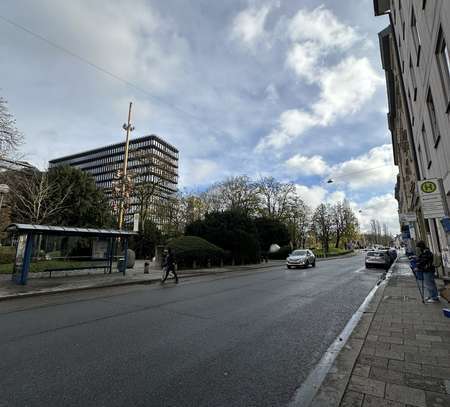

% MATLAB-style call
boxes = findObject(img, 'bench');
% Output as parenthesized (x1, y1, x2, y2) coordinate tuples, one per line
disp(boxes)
(46, 264, 111, 278)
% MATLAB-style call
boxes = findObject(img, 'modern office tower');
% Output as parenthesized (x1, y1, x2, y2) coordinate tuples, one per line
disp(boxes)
(49, 135, 179, 228)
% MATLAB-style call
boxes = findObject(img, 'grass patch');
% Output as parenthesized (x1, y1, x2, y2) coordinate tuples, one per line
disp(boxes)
(0, 260, 109, 274)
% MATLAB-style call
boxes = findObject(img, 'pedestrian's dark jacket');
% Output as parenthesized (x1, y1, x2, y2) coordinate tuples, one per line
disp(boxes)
(163, 252, 175, 269)
(416, 248, 434, 272)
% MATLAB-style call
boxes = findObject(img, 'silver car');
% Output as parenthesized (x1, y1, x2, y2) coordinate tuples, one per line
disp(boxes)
(365, 251, 390, 269)
(286, 249, 316, 269)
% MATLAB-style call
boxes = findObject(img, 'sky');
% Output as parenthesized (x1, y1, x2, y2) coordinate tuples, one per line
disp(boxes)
(0, 0, 399, 233)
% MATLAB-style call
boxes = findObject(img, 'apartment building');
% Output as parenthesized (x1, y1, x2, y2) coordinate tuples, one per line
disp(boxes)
(375, 0, 450, 275)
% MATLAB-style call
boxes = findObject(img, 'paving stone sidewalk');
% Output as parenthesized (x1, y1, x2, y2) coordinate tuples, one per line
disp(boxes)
(339, 257, 450, 407)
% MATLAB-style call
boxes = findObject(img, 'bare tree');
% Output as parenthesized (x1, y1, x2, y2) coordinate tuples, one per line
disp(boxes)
(0, 96, 23, 158)
(218, 176, 259, 215)
(10, 170, 70, 224)
(256, 176, 296, 220)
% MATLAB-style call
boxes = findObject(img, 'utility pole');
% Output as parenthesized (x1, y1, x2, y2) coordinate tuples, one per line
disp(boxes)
(118, 102, 135, 230)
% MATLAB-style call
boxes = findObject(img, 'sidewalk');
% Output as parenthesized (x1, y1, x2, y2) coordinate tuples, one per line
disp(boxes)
(312, 256, 450, 407)
(0, 260, 283, 301)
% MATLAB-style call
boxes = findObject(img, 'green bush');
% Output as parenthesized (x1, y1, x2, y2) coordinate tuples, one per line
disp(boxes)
(0, 246, 15, 264)
(185, 210, 261, 265)
(167, 236, 226, 269)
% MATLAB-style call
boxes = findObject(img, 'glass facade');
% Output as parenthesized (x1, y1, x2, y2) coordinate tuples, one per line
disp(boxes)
(49, 135, 179, 227)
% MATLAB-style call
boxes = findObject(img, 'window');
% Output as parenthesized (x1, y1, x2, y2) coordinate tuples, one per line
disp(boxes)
(411, 8, 421, 64)
(402, 21, 406, 40)
(426, 89, 440, 146)
(435, 27, 450, 111)
(422, 0, 427, 9)
(409, 56, 417, 100)
(421, 124, 432, 169)
(417, 145, 425, 177)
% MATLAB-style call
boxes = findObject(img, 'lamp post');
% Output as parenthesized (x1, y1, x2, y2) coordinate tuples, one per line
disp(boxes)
(118, 102, 135, 230)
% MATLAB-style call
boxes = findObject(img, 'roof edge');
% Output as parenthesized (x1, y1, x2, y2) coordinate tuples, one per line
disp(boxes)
(374, 0, 390, 16)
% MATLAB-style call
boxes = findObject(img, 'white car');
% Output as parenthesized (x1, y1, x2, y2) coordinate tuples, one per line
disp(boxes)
(286, 249, 316, 269)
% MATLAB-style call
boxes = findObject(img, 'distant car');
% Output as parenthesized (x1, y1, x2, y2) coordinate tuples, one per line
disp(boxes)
(286, 249, 316, 269)
(365, 250, 391, 269)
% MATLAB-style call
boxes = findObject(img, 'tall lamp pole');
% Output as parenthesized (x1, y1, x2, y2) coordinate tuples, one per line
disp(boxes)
(118, 102, 134, 230)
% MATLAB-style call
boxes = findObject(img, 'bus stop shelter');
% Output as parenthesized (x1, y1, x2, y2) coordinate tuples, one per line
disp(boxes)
(6, 224, 137, 285)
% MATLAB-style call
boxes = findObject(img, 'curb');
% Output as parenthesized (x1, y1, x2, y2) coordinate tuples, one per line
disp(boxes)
(291, 257, 398, 407)
(0, 262, 284, 302)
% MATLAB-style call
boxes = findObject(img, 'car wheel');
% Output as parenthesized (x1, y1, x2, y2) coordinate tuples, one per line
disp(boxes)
(312, 260, 316, 268)
(304, 261, 309, 268)
(365, 263, 370, 268)
(287, 265, 292, 269)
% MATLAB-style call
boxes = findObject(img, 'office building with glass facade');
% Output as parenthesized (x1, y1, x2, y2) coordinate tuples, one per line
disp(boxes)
(49, 135, 179, 227)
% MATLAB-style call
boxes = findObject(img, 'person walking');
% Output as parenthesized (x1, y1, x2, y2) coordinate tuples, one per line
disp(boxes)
(161, 247, 179, 284)
(415, 241, 439, 303)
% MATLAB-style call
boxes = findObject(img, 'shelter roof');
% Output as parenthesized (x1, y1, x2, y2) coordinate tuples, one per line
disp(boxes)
(6, 223, 137, 237)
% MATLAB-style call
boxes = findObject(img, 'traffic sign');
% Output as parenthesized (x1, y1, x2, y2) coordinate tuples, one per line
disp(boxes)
(418, 179, 448, 219)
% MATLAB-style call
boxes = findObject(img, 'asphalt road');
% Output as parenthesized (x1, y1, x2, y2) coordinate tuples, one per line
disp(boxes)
(0, 254, 383, 407)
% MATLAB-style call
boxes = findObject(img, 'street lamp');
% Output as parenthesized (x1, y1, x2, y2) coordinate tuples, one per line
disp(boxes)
(117, 102, 135, 230)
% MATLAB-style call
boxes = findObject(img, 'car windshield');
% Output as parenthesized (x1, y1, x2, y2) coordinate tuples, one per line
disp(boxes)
(292, 250, 307, 256)
(367, 252, 383, 257)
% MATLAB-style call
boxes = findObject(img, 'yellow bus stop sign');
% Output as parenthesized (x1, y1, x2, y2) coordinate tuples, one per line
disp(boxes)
(420, 181, 437, 193)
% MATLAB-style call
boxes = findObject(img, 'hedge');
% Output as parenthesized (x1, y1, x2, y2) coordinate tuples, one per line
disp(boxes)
(167, 236, 227, 269)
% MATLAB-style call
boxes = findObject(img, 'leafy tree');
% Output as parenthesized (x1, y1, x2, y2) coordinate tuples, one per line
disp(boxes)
(254, 217, 290, 252)
(311, 203, 333, 253)
(331, 201, 359, 248)
(185, 210, 260, 264)
(47, 165, 113, 227)
(285, 195, 311, 248)
(130, 219, 162, 259)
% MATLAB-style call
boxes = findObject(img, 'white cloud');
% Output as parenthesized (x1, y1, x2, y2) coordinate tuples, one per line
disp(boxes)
(286, 42, 321, 83)
(179, 158, 221, 187)
(329, 144, 397, 190)
(256, 6, 383, 152)
(289, 6, 360, 50)
(286, 153, 329, 176)
(313, 57, 383, 125)
(230, 4, 272, 48)
(327, 190, 347, 205)
(295, 184, 328, 209)
(356, 193, 400, 234)
(256, 109, 317, 151)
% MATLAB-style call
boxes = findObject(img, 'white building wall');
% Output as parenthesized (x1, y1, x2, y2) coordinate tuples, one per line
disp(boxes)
(390, 0, 450, 270)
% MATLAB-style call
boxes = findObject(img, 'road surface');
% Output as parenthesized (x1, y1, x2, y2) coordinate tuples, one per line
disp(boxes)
(0, 254, 382, 407)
